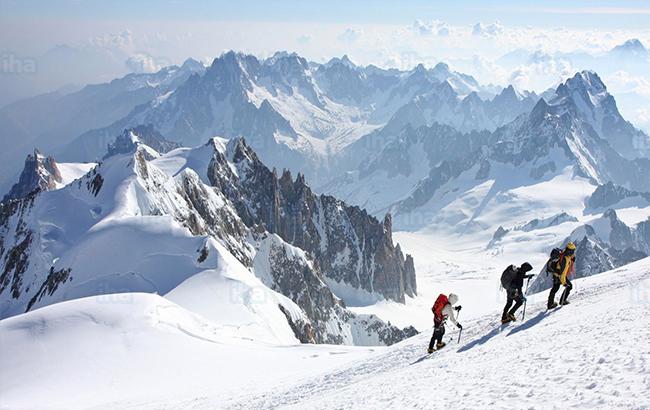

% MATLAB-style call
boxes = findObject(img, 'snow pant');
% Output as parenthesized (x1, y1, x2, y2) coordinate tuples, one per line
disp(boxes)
(503, 287, 524, 319)
(548, 275, 573, 307)
(428, 319, 445, 350)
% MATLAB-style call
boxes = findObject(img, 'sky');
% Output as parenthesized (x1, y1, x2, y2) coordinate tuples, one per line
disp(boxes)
(1, 0, 649, 129)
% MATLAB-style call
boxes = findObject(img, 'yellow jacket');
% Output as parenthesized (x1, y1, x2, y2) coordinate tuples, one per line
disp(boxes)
(555, 255, 575, 285)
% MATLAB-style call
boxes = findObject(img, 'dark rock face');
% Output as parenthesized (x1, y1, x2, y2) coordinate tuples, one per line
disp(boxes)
(174, 168, 251, 265)
(586, 182, 650, 211)
(257, 234, 417, 345)
(517, 212, 578, 232)
(573, 235, 617, 279)
(0, 196, 36, 300)
(210, 138, 417, 303)
(26, 267, 72, 311)
(487, 226, 509, 248)
(3, 150, 62, 202)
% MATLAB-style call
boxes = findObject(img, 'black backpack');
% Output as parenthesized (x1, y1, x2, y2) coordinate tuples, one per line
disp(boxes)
(500, 265, 517, 288)
(546, 247, 563, 276)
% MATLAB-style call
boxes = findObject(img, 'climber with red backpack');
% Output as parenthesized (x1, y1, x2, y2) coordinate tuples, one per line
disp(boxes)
(427, 293, 462, 353)
(547, 242, 577, 309)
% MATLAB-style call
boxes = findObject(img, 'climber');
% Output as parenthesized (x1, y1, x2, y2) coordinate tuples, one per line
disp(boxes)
(427, 293, 462, 353)
(547, 242, 576, 309)
(500, 262, 534, 323)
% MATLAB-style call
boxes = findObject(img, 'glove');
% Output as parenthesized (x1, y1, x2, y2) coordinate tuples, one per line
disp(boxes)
(454, 305, 462, 311)
(457, 323, 463, 330)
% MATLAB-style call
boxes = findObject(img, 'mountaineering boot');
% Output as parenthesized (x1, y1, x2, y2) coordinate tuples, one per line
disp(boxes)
(547, 302, 558, 310)
(501, 316, 511, 324)
(508, 313, 517, 322)
(436, 341, 446, 350)
(427, 347, 434, 354)
(560, 300, 570, 306)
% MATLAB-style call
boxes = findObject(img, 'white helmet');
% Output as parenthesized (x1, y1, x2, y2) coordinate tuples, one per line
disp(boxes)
(448, 293, 459, 305)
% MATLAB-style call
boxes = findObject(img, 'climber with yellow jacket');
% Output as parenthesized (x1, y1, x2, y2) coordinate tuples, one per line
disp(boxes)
(547, 242, 576, 309)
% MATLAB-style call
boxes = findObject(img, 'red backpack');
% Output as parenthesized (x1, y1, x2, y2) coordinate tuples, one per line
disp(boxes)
(432, 294, 449, 321)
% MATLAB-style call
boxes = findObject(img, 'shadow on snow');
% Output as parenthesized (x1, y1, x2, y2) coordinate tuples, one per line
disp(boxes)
(507, 309, 556, 337)
(456, 324, 508, 353)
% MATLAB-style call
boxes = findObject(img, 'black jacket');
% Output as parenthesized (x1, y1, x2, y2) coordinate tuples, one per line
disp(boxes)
(511, 268, 534, 291)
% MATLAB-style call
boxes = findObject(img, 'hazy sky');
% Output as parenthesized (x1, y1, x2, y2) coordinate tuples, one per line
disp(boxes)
(1, 0, 649, 129)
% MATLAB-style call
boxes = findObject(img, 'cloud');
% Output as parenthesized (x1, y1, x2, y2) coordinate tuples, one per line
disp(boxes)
(606, 71, 650, 98)
(472, 22, 504, 38)
(507, 51, 574, 91)
(536, 7, 650, 15)
(88, 30, 136, 53)
(338, 28, 363, 44)
(125, 53, 166, 73)
(412, 20, 450, 37)
(297, 35, 312, 44)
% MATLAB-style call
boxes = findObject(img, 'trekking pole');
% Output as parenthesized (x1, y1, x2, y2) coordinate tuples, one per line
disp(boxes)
(456, 310, 462, 343)
(521, 277, 531, 321)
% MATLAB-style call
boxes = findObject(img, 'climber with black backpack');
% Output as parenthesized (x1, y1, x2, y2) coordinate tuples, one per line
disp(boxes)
(500, 262, 534, 323)
(547, 242, 577, 309)
(427, 293, 462, 353)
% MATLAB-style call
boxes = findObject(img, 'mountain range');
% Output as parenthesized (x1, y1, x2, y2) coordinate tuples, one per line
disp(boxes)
(2, 50, 650, 348)
(0, 130, 417, 346)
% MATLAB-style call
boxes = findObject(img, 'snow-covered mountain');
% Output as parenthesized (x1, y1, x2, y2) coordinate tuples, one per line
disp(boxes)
(543, 71, 650, 159)
(325, 71, 650, 230)
(608, 38, 649, 60)
(0, 135, 417, 346)
(585, 181, 650, 213)
(2, 149, 95, 202)
(59, 52, 499, 184)
(0, 59, 205, 193)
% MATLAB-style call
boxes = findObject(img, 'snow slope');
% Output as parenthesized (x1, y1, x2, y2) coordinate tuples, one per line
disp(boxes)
(0, 293, 376, 409)
(55, 162, 97, 187)
(3, 257, 647, 409)
(226, 257, 650, 410)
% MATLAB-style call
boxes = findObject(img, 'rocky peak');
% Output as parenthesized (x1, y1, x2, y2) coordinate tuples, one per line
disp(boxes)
(432, 62, 450, 74)
(493, 85, 521, 105)
(179, 58, 205, 73)
(529, 97, 552, 126)
(435, 80, 457, 102)
(208, 137, 417, 303)
(560, 71, 607, 97)
(587, 182, 650, 210)
(263, 51, 314, 89)
(323, 55, 357, 70)
(2, 149, 62, 202)
(610, 39, 647, 56)
(104, 125, 179, 160)
(227, 137, 258, 168)
(461, 91, 483, 107)
(383, 212, 393, 236)
(205, 51, 259, 89)
(405, 64, 431, 86)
